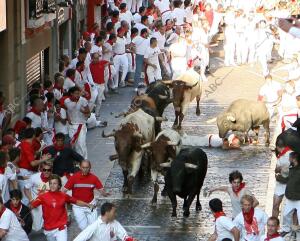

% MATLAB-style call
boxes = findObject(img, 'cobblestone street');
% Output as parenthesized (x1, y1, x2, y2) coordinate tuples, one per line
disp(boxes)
(30, 57, 287, 241)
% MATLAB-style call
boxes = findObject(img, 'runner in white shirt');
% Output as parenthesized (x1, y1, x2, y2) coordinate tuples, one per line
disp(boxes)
(0, 199, 29, 241)
(90, 36, 104, 56)
(154, 0, 172, 25)
(234, 195, 268, 241)
(133, 6, 145, 24)
(208, 198, 240, 241)
(207, 171, 259, 218)
(64, 87, 90, 159)
(74, 202, 136, 241)
(0, 152, 9, 204)
(64, 69, 76, 92)
(258, 75, 282, 119)
(119, 3, 134, 28)
(144, 38, 162, 84)
(24, 162, 51, 231)
(171, 0, 187, 26)
(181, 133, 242, 149)
(112, 28, 129, 89)
(54, 102, 68, 137)
(132, 28, 150, 86)
(260, 217, 285, 241)
(26, 98, 44, 128)
(134, 16, 150, 35)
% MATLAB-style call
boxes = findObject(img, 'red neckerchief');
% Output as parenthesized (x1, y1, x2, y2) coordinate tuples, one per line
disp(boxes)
(29, 107, 42, 116)
(265, 233, 281, 241)
(0, 104, 3, 112)
(243, 208, 259, 235)
(54, 83, 64, 95)
(40, 172, 49, 183)
(243, 207, 255, 225)
(107, 40, 114, 46)
(70, 96, 79, 102)
(0, 206, 6, 218)
(0, 167, 5, 174)
(47, 102, 53, 110)
(277, 147, 291, 158)
(213, 211, 226, 220)
(54, 143, 65, 151)
(10, 202, 22, 215)
(232, 182, 246, 195)
(146, 9, 153, 16)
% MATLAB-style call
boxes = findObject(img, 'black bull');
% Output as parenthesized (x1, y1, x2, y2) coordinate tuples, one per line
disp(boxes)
(164, 147, 208, 217)
(276, 128, 300, 154)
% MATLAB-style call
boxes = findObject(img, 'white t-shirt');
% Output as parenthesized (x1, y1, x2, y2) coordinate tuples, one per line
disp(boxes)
(64, 97, 89, 124)
(0, 174, 9, 203)
(154, 0, 170, 14)
(181, 134, 223, 147)
(216, 216, 235, 241)
(25, 172, 50, 199)
(90, 45, 102, 56)
(26, 112, 42, 128)
(120, 11, 134, 28)
(133, 13, 142, 23)
(102, 42, 113, 61)
(185, 6, 193, 24)
(228, 186, 252, 218)
(144, 46, 161, 66)
(5, 162, 17, 184)
(234, 208, 268, 241)
(171, 8, 187, 25)
(152, 31, 166, 50)
(259, 81, 282, 103)
(113, 37, 126, 55)
(134, 22, 150, 35)
(54, 107, 68, 135)
(64, 77, 76, 92)
(0, 208, 29, 241)
(132, 36, 150, 55)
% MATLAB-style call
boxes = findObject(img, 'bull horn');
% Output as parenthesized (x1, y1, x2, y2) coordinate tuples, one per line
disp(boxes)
(226, 115, 236, 122)
(109, 154, 118, 161)
(184, 163, 198, 169)
(141, 142, 152, 149)
(166, 141, 180, 146)
(102, 130, 115, 138)
(158, 94, 168, 99)
(206, 117, 217, 124)
(160, 162, 171, 168)
(133, 132, 143, 138)
(185, 81, 198, 88)
(155, 116, 168, 122)
(162, 80, 173, 85)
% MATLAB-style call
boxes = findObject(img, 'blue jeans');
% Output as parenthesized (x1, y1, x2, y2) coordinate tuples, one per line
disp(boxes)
(134, 54, 144, 87)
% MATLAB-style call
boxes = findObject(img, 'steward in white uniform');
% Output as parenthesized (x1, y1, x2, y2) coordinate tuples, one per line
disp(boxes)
(144, 38, 162, 84)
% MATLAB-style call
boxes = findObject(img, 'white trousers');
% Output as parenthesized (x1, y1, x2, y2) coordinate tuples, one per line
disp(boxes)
(113, 54, 129, 88)
(72, 201, 98, 230)
(131, 0, 142, 12)
(94, 84, 105, 118)
(146, 66, 162, 84)
(18, 168, 34, 205)
(257, 53, 269, 76)
(32, 206, 44, 231)
(236, 33, 247, 64)
(44, 227, 68, 241)
(105, 65, 116, 90)
(69, 124, 87, 159)
(282, 199, 300, 232)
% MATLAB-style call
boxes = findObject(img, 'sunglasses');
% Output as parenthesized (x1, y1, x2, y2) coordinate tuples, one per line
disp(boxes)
(42, 169, 52, 172)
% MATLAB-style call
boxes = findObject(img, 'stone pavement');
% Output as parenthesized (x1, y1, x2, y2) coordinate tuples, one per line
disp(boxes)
(29, 57, 289, 241)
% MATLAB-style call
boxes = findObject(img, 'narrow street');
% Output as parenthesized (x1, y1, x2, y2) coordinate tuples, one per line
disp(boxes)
(30, 57, 286, 241)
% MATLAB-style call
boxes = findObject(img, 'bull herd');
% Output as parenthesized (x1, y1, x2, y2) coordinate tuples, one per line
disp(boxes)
(102, 69, 271, 217)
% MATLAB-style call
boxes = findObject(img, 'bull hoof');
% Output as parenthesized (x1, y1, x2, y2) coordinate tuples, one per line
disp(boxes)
(183, 210, 190, 217)
(151, 198, 157, 205)
(171, 212, 177, 217)
(161, 188, 167, 197)
(122, 186, 128, 193)
(172, 124, 178, 129)
(196, 109, 200, 116)
(265, 142, 270, 147)
(196, 204, 202, 211)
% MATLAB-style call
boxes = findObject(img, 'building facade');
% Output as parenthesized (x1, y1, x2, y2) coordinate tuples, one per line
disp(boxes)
(0, 0, 102, 121)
